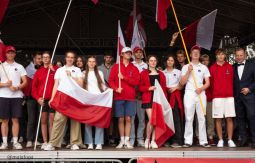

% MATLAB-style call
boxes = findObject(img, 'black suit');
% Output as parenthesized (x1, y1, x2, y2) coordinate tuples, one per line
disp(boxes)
(233, 59, 255, 143)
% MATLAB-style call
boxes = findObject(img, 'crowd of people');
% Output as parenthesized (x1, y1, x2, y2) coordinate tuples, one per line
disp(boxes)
(0, 33, 255, 151)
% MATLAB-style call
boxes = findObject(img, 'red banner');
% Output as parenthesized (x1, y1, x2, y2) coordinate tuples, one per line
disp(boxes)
(138, 158, 255, 163)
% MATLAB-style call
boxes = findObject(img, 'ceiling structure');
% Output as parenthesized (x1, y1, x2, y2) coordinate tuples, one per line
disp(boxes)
(0, 0, 254, 50)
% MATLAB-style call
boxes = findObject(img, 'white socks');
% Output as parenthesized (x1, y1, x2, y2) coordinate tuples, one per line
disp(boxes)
(2, 137, 7, 144)
(13, 137, 18, 144)
(120, 136, 130, 144)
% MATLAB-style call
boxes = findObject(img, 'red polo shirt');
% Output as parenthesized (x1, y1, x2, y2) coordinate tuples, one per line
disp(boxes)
(109, 62, 140, 101)
(32, 66, 58, 100)
(209, 62, 234, 99)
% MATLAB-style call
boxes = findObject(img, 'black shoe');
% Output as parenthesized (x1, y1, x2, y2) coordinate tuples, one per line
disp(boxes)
(183, 144, 192, 148)
(237, 140, 248, 147)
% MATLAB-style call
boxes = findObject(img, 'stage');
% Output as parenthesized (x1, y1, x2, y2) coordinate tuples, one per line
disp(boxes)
(0, 147, 254, 162)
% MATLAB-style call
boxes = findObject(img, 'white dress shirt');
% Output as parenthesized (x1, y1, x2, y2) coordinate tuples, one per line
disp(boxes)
(237, 60, 246, 80)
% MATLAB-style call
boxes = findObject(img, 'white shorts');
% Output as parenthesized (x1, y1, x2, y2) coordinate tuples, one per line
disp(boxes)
(212, 97, 236, 118)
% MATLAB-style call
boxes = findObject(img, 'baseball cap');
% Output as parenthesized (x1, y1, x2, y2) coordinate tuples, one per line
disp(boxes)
(121, 47, 132, 53)
(190, 45, 201, 52)
(133, 47, 143, 53)
(5, 46, 16, 53)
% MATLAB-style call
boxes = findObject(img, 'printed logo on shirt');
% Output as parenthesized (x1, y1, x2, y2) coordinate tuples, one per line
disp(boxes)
(226, 69, 230, 75)
(129, 71, 133, 76)
(174, 74, 176, 76)
(72, 70, 75, 72)
(14, 68, 18, 71)
(198, 69, 201, 73)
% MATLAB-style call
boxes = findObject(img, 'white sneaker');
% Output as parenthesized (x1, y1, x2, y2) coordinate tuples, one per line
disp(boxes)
(34, 141, 41, 146)
(137, 140, 145, 147)
(26, 141, 33, 148)
(0, 143, 8, 150)
(116, 141, 125, 149)
(144, 139, 151, 149)
(217, 139, 224, 148)
(150, 141, 158, 149)
(18, 137, 24, 143)
(95, 144, 102, 150)
(125, 141, 134, 149)
(71, 144, 79, 150)
(13, 142, 23, 150)
(43, 143, 55, 151)
(41, 143, 48, 150)
(228, 140, 236, 148)
(87, 144, 94, 150)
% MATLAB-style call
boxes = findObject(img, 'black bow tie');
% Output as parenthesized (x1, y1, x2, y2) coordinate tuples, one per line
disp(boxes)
(237, 63, 244, 66)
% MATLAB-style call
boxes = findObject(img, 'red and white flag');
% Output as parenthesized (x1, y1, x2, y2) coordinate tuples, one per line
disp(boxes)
(183, 9, 218, 50)
(131, 20, 145, 51)
(156, 0, 171, 30)
(0, 0, 9, 25)
(125, 0, 147, 44)
(0, 39, 6, 62)
(51, 74, 113, 128)
(116, 20, 126, 63)
(91, 0, 98, 5)
(151, 80, 175, 147)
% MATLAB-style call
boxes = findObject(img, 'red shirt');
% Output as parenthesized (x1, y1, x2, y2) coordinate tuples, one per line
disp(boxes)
(109, 62, 140, 101)
(139, 70, 167, 104)
(209, 62, 234, 99)
(32, 66, 58, 100)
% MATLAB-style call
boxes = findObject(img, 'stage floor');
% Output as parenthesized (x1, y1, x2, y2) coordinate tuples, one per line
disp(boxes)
(0, 147, 254, 160)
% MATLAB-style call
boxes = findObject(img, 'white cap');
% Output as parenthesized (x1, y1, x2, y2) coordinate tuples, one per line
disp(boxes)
(121, 47, 132, 53)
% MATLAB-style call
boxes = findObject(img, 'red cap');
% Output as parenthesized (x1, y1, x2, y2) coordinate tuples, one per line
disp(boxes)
(133, 47, 143, 53)
(5, 46, 16, 53)
(190, 45, 201, 52)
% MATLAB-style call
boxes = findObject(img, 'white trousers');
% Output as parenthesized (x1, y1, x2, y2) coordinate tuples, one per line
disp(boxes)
(184, 91, 208, 145)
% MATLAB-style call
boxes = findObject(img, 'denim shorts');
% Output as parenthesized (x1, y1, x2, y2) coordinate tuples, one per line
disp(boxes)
(114, 100, 136, 117)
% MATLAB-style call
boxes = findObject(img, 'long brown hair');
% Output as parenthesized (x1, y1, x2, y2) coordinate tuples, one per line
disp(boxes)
(83, 56, 104, 92)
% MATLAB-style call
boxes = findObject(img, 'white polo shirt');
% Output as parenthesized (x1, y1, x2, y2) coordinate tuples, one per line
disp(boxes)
(132, 61, 148, 73)
(163, 68, 181, 88)
(54, 65, 82, 81)
(0, 61, 27, 98)
(181, 63, 210, 92)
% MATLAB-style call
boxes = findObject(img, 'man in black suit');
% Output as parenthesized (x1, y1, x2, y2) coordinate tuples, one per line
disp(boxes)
(233, 47, 255, 148)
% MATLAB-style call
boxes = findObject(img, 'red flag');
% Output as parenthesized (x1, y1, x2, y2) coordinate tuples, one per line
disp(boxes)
(0, 0, 9, 24)
(156, 0, 171, 30)
(125, 0, 147, 44)
(91, 0, 98, 5)
(0, 39, 6, 62)
(116, 20, 126, 63)
(183, 9, 217, 50)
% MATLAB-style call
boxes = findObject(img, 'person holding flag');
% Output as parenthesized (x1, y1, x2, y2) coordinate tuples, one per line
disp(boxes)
(31, 51, 58, 150)
(109, 47, 140, 149)
(139, 55, 167, 149)
(44, 51, 83, 151)
(0, 46, 28, 150)
(180, 45, 211, 148)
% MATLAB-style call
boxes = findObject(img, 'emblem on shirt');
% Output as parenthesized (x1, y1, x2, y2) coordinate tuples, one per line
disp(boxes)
(226, 69, 230, 75)
(72, 70, 75, 72)
(198, 69, 201, 72)
(14, 68, 18, 71)
(173, 74, 176, 76)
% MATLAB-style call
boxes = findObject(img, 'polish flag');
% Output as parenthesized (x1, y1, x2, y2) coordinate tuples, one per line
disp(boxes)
(116, 20, 126, 63)
(131, 20, 145, 51)
(156, 0, 171, 30)
(151, 80, 175, 147)
(50, 74, 113, 128)
(183, 9, 218, 50)
(125, 0, 147, 44)
(91, 0, 98, 5)
(0, 39, 6, 62)
(0, 0, 9, 24)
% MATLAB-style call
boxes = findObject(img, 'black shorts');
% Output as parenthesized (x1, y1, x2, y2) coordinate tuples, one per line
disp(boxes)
(38, 100, 55, 113)
(0, 97, 23, 119)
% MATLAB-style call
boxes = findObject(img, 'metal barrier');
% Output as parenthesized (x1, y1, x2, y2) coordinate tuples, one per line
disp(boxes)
(128, 158, 137, 163)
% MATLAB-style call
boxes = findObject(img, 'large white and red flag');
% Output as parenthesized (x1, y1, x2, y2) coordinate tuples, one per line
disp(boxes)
(51, 74, 113, 128)
(125, 0, 147, 44)
(116, 20, 126, 63)
(91, 0, 98, 5)
(151, 80, 175, 147)
(0, 0, 9, 25)
(131, 20, 145, 51)
(183, 9, 218, 50)
(156, 0, 171, 30)
(0, 38, 6, 62)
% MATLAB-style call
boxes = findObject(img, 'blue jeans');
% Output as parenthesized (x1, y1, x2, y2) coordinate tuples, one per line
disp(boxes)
(84, 124, 104, 145)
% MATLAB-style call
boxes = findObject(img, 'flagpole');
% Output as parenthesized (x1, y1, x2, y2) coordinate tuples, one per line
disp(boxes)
(117, 20, 121, 89)
(34, 0, 73, 150)
(169, 0, 205, 115)
(0, 62, 9, 80)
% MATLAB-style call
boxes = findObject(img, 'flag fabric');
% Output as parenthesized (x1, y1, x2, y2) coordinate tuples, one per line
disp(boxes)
(156, 0, 171, 30)
(151, 80, 175, 147)
(131, 20, 145, 51)
(91, 0, 98, 5)
(50, 74, 113, 128)
(183, 9, 218, 50)
(0, 0, 9, 24)
(125, 0, 147, 44)
(0, 39, 6, 62)
(116, 20, 126, 63)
